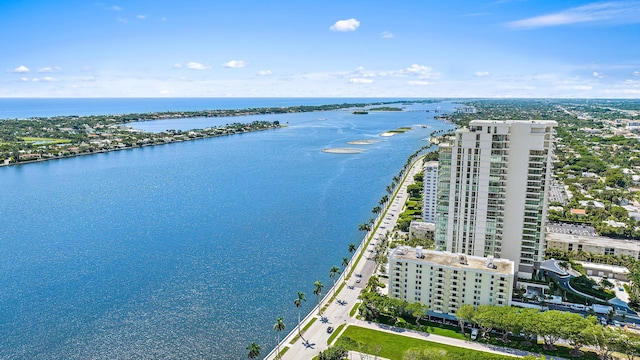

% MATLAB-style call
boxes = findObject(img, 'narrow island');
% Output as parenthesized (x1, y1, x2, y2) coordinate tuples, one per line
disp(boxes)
(0, 101, 412, 166)
(368, 106, 403, 111)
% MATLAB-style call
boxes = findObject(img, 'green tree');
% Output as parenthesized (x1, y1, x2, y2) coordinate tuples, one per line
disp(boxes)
(367, 275, 380, 293)
(560, 313, 596, 357)
(314, 280, 325, 314)
(407, 302, 429, 326)
(358, 222, 371, 233)
(329, 265, 341, 296)
(341, 257, 349, 278)
(318, 345, 348, 360)
(582, 323, 620, 360)
(456, 304, 475, 334)
(294, 291, 306, 337)
(246, 342, 261, 359)
(348, 243, 356, 255)
(538, 310, 566, 350)
(372, 205, 382, 215)
(273, 317, 285, 359)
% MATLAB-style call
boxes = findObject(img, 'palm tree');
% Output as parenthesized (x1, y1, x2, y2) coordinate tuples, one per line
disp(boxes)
(348, 243, 356, 254)
(380, 194, 388, 205)
(246, 342, 261, 359)
(314, 280, 325, 314)
(294, 291, 306, 337)
(372, 206, 381, 215)
(358, 222, 371, 233)
(273, 317, 285, 359)
(329, 265, 341, 296)
(341, 257, 349, 274)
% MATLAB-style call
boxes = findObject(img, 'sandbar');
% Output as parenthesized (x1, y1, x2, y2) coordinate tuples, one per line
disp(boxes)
(380, 132, 397, 137)
(322, 148, 365, 154)
(348, 139, 381, 145)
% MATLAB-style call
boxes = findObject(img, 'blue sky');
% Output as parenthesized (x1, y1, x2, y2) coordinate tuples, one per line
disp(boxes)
(1, 0, 640, 98)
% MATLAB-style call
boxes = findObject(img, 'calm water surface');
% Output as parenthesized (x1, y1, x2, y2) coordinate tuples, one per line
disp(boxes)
(0, 99, 455, 359)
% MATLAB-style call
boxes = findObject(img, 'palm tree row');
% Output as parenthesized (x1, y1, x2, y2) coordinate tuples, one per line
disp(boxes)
(247, 149, 439, 359)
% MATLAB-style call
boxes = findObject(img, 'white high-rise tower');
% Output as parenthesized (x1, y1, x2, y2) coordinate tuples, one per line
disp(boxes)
(434, 120, 556, 276)
(422, 161, 438, 223)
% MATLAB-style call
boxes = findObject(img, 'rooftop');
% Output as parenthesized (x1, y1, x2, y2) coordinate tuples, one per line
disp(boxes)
(546, 231, 640, 252)
(547, 222, 598, 236)
(390, 247, 514, 276)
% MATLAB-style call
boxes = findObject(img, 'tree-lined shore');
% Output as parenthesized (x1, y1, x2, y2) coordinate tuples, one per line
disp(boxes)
(0, 101, 405, 166)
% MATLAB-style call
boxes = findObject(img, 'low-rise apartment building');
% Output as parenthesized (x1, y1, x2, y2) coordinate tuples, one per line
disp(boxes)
(546, 231, 640, 259)
(388, 246, 514, 317)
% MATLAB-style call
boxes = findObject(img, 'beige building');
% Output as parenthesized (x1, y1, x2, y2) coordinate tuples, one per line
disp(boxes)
(546, 231, 640, 259)
(388, 247, 514, 316)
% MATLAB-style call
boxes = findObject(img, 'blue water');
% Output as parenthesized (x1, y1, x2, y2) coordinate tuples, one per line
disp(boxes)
(0, 99, 455, 359)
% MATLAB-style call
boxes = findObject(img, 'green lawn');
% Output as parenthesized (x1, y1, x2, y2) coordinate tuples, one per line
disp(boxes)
(20, 137, 71, 144)
(336, 326, 516, 360)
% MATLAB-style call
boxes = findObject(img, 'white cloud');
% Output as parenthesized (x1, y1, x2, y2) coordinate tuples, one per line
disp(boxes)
(408, 80, 430, 86)
(32, 76, 57, 82)
(37, 66, 61, 73)
(187, 62, 211, 70)
(633, 71, 640, 76)
(507, 1, 640, 29)
(381, 31, 394, 38)
(257, 70, 272, 76)
(330, 18, 360, 32)
(593, 71, 604, 78)
(20, 77, 29, 82)
(475, 71, 490, 77)
(80, 76, 96, 81)
(173, 63, 183, 69)
(136, 14, 147, 20)
(349, 78, 373, 84)
(402, 64, 439, 79)
(109, 5, 123, 11)
(223, 60, 246, 68)
(117, 17, 128, 24)
(573, 85, 593, 90)
(11, 65, 30, 73)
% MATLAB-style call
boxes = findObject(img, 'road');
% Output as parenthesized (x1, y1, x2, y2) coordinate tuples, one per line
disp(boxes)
(264, 157, 557, 360)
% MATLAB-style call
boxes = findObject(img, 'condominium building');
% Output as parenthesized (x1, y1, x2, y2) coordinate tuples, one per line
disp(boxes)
(388, 246, 514, 316)
(422, 161, 438, 223)
(435, 120, 557, 276)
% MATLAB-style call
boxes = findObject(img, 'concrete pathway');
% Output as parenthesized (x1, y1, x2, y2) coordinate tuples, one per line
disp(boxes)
(265, 157, 558, 360)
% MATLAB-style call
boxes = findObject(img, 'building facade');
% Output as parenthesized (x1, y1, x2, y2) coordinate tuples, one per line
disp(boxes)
(389, 246, 514, 316)
(422, 161, 439, 223)
(546, 231, 640, 260)
(434, 120, 557, 276)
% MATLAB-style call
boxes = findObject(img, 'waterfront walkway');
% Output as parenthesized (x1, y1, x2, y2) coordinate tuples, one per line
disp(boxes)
(264, 157, 557, 360)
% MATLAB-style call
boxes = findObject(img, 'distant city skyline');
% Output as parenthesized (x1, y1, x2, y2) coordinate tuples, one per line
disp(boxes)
(1, 0, 640, 98)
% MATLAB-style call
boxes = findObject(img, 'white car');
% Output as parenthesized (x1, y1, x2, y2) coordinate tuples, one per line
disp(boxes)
(355, 278, 361, 283)
(471, 329, 479, 340)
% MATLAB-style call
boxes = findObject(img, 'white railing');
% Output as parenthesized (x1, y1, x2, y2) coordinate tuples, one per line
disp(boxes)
(264, 154, 428, 359)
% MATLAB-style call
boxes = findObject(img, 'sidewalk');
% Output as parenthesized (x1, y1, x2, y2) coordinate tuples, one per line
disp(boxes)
(264, 159, 424, 360)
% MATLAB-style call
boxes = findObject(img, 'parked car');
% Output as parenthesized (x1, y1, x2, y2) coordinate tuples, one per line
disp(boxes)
(355, 278, 361, 283)
(471, 329, 479, 340)
(327, 326, 334, 334)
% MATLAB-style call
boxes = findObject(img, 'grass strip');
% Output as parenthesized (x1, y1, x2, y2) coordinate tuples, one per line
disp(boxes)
(326, 323, 346, 345)
(336, 326, 515, 360)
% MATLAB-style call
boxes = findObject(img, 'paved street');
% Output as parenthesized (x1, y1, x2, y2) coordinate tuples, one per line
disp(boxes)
(263, 157, 556, 360)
